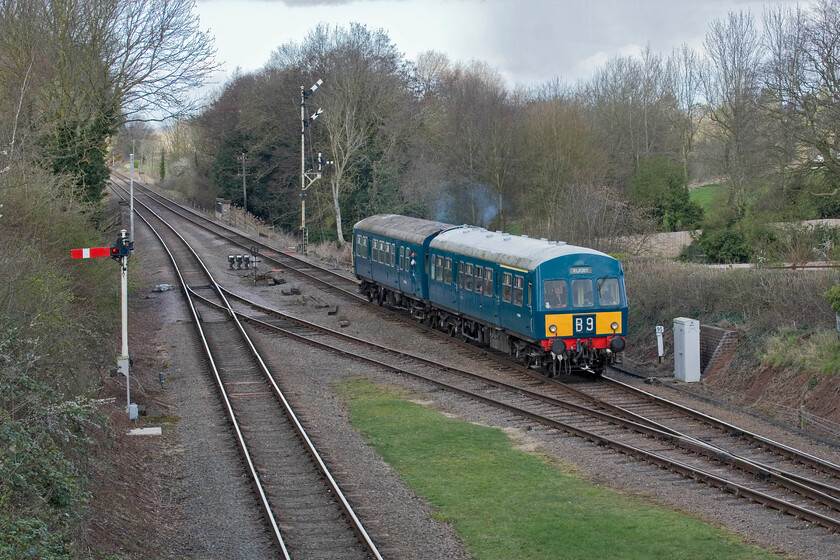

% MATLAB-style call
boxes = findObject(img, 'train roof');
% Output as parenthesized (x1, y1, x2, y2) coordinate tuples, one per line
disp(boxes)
(354, 214, 456, 245)
(430, 226, 612, 271)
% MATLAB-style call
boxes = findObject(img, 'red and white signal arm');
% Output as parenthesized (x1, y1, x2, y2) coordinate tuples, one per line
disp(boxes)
(71, 247, 111, 259)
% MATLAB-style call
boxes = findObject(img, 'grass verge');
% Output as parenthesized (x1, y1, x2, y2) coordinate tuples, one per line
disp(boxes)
(337, 378, 781, 560)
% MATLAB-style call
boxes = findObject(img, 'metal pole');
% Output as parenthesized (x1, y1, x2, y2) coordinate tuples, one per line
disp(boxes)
(300, 86, 306, 251)
(241, 152, 247, 213)
(129, 153, 135, 247)
(116, 229, 131, 414)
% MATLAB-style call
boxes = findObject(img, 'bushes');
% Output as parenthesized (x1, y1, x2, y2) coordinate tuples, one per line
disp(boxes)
(823, 285, 840, 315)
(0, 162, 116, 557)
(693, 227, 752, 263)
(624, 257, 839, 337)
(630, 157, 704, 232)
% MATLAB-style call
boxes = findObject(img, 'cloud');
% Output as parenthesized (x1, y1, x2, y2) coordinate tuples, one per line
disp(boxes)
(196, 0, 810, 92)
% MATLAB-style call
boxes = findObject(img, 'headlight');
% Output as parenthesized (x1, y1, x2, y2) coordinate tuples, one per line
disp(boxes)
(549, 324, 557, 334)
(610, 321, 619, 332)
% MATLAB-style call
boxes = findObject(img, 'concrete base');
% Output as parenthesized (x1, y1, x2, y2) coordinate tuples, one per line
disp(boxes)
(128, 427, 162, 436)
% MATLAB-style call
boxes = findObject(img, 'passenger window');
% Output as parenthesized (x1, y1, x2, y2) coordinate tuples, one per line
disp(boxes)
(391, 244, 396, 267)
(484, 267, 493, 296)
(513, 275, 524, 306)
(502, 272, 512, 303)
(436, 256, 444, 281)
(458, 263, 464, 289)
(572, 279, 594, 307)
(598, 277, 621, 306)
(474, 266, 483, 293)
(444, 258, 452, 285)
(544, 280, 568, 309)
(399, 246, 405, 270)
(465, 263, 473, 291)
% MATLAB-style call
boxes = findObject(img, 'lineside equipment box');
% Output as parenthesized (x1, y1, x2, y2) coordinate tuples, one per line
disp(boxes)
(673, 317, 700, 382)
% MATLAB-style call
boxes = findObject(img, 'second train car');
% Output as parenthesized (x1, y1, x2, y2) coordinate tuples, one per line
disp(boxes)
(353, 214, 627, 376)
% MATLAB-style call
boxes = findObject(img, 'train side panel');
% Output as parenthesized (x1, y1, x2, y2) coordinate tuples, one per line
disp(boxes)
(353, 214, 455, 302)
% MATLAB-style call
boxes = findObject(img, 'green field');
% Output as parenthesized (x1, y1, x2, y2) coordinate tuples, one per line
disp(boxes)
(690, 182, 722, 215)
(338, 378, 780, 560)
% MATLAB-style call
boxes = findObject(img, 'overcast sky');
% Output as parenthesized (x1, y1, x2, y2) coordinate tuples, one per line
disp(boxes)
(196, 0, 804, 91)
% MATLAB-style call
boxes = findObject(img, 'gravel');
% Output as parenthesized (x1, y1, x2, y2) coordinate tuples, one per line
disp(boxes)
(110, 207, 840, 560)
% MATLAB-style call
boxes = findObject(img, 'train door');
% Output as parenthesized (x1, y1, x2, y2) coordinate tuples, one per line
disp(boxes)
(444, 257, 455, 309)
(527, 280, 534, 334)
(484, 268, 502, 325)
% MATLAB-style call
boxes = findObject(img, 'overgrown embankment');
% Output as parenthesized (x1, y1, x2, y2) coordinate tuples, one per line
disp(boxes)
(0, 165, 119, 558)
(624, 257, 840, 427)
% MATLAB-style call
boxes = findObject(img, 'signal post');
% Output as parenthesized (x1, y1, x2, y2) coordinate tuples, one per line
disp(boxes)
(71, 229, 134, 417)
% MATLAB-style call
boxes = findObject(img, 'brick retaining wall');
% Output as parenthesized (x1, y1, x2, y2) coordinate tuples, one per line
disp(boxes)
(700, 324, 739, 375)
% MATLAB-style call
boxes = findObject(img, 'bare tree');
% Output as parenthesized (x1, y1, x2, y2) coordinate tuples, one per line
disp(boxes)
(0, 0, 217, 200)
(764, 1, 840, 186)
(666, 44, 705, 183)
(426, 61, 521, 228)
(583, 47, 673, 186)
(103, 0, 219, 123)
(266, 24, 412, 243)
(702, 10, 765, 206)
(315, 25, 408, 243)
(413, 50, 450, 100)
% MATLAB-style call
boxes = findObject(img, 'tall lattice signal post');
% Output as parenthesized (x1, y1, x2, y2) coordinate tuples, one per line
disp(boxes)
(300, 79, 328, 254)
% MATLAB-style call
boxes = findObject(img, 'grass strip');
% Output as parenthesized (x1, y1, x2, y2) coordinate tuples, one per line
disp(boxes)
(337, 378, 781, 560)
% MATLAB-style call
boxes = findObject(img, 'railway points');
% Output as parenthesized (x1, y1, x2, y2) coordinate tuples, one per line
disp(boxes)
(108, 169, 840, 559)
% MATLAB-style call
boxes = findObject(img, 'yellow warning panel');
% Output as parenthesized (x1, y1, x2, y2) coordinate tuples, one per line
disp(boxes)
(544, 311, 622, 337)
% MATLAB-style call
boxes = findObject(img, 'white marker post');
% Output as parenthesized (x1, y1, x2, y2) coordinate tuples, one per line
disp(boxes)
(655, 325, 664, 363)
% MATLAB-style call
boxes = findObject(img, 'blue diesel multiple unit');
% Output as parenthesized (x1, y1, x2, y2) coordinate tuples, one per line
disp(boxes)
(353, 214, 627, 376)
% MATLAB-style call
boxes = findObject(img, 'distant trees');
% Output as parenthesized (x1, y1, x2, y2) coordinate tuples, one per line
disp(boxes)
(313, 24, 411, 243)
(188, 6, 840, 261)
(764, 0, 840, 185)
(630, 157, 703, 231)
(702, 10, 766, 218)
(0, 0, 216, 202)
(427, 61, 520, 228)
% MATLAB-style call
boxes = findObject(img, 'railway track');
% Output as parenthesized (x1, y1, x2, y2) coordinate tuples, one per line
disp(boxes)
(110, 170, 361, 296)
(209, 284, 840, 532)
(110, 173, 840, 537)
(111, 179, 382, 559)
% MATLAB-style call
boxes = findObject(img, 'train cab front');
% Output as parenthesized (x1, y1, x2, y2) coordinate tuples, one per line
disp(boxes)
(540, 275, 627, 377)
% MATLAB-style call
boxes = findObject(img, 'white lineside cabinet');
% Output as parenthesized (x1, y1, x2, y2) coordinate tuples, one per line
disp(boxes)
(673, 317, 701, 382)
